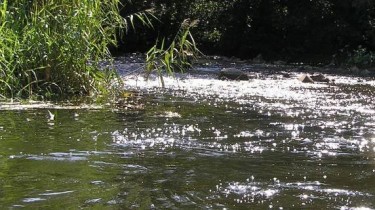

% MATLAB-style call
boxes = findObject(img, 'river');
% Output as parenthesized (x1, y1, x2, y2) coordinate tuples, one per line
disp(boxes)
(0, 56, 374, 209)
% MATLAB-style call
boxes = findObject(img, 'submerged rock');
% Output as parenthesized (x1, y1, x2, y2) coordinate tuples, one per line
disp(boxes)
(298, 74, 314, 83)
(298, 74, 331, 83)
(280, 71, 291, 78)
(360, 69, 371, 76)
(219, 68, 249, 80)
(310, 74, 331, 83)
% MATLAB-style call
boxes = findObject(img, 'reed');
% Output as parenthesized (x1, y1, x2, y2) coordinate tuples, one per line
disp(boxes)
(145, 19, 201, 87)
(0, 0, 127, 100)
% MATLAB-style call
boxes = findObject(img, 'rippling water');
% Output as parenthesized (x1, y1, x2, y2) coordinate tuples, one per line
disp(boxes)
(0, 57, 374, 209)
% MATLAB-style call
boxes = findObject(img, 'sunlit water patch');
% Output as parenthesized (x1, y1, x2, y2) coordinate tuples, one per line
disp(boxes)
(117, 63, 375, 208)
(209, 177, 373, 209)
(1, 59, 375, 209)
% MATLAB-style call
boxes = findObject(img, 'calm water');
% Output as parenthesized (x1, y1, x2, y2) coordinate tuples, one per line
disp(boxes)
(1, 58, 375, 209)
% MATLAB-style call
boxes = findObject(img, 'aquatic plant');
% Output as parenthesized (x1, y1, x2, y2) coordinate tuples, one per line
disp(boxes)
(0, 0, 151, 100)
(145, 19, 201, 87)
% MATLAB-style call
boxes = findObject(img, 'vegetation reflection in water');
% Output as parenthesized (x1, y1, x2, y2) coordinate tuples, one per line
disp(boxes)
(1, 66, 375, 209)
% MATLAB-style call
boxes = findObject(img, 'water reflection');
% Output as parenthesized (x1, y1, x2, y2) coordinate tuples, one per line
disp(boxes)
(0, 60, 375, 208)
(210, 177, 372, 208)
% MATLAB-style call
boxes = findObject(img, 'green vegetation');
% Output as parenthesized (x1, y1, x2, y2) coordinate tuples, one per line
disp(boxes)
(145, 19, 200, 87)
(120, 0, 375, 67)
(1, 0, 373, 101)
(0, 0, 126, 100)
(0, 0, 127, 100)
(0, 0, 200, 101)
(347, 46, 375, 68)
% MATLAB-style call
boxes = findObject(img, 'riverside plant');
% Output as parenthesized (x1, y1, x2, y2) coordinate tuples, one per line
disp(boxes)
(0, 0, 152, 101)
(145, 19, 201, 87)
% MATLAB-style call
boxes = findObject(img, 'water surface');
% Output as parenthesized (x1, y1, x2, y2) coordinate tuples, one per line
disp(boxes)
(0, 58, 375, 209)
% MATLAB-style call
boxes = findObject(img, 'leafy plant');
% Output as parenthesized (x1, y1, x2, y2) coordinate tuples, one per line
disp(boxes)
(0, 0, 152, 101)
(145, 19, 201, 87)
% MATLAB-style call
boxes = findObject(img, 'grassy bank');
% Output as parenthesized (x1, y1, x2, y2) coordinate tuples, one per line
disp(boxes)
(0, 0, 125, 100)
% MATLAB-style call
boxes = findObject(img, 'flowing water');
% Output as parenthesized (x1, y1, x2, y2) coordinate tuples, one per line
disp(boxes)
(1, 57, 375, 209)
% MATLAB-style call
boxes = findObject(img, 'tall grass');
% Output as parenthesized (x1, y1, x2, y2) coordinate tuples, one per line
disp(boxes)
(0, 0, 127, 100)
(145, 19, 201, 87)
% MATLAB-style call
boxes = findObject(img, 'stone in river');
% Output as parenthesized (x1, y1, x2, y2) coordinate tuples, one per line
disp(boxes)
(310, 74, 330, 83)
(219, 68, 249, 80)
(298, 74, 314, 83)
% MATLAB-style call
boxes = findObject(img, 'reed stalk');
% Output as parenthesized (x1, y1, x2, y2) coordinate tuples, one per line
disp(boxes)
(145, 19, 201, 87)
(0, 0, 126, 100)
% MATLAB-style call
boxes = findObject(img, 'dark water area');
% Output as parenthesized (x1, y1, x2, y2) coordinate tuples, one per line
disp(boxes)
(1, 57, 375, 209)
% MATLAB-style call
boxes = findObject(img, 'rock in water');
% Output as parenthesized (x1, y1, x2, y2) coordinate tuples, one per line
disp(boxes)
(311, 74, 330, 83)
(360, 69, 371, 77)
(219, 68, 249, 80)
(298, 74, 314, 83)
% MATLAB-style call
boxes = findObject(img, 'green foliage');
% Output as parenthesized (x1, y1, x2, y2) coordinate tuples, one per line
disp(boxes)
(0, 0, 131, 100)
(119, 0, 375, 64)
(188, 1, 229, 44)
(348, 46, 375, 68)
(145, 19, 200, 87)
